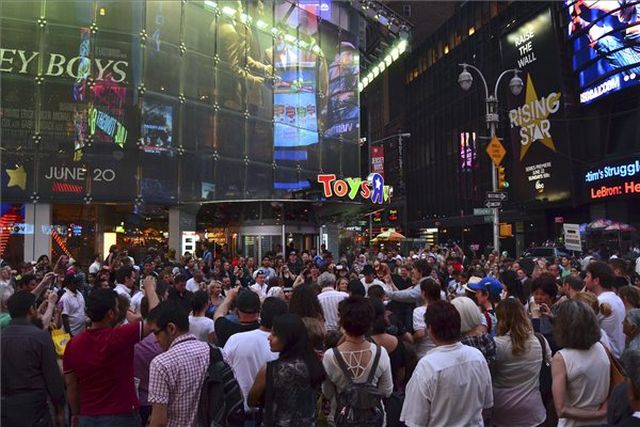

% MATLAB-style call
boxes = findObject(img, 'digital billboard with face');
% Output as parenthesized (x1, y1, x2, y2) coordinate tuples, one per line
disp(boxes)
(566, 0, 640, 104)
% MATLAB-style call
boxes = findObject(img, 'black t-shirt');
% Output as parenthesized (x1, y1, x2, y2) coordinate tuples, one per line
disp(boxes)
(214, 317, 259, 347)
(168, 288, 193, 313)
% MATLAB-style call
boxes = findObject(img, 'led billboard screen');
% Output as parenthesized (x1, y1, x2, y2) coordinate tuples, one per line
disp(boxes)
(566, 0, 640, 104)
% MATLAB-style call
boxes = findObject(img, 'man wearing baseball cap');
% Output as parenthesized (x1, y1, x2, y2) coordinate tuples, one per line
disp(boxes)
(464, 277, 503, 337)
(213, 287, 261, 347)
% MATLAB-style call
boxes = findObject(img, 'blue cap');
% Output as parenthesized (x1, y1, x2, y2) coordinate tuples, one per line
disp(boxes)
(465, 277, 503, 297)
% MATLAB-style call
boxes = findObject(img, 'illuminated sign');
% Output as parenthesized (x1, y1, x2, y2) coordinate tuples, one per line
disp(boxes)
(317, 173, 392, 204)
(0, 48, 128, 82)
(585, 157, 640, 201)
(565, 0, 640, 105)
(502, 9, 572, 203)
(585, 160, 640, 183)
(88, 107, 128, 147)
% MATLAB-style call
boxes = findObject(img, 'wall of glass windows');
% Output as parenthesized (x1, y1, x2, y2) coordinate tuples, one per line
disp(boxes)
(1, 0, 361, 205)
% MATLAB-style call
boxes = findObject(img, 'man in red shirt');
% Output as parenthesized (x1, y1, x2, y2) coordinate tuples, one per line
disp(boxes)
(64, 276, 159, 426)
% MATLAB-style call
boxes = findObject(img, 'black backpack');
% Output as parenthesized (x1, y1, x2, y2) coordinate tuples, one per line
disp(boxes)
(198, 344, 246, 427)
(333, 345, 384, 427)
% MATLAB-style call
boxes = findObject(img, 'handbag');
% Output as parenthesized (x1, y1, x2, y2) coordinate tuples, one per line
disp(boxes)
(603, 344, 625, 397)
(50, 327, 71, 358)
(534, 333, 552, 397)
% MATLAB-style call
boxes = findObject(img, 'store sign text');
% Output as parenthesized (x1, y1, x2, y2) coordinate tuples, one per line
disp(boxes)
(317, 174, 392, 204)
(591, 181, 640, 200)
(585, 160, 640, 183)
(0, 48, 128, 82)
(44, 166, 116, 182)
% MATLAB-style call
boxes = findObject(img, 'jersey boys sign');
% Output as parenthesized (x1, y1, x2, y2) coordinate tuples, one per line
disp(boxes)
(501, 9, 572, 204)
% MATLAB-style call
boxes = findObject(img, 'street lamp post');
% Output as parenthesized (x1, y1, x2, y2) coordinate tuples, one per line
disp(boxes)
(457, 63, 523, 255)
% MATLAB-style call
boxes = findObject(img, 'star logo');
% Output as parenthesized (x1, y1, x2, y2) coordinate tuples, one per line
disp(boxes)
(5, 165, 27, 191)
(519, 75, 558, 160)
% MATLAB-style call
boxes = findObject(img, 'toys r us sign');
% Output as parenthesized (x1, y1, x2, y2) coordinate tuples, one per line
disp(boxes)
(317, 173, 392, 204)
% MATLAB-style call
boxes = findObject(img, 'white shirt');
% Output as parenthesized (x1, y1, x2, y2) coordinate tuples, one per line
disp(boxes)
(249, 282, 268, 298)
(598, 291, 626, 358)
(88, 261, 101, 274)
(492, 334, 549, 426)
(317, 288, 348, 331)
(557, 343, 610, 427)
(188, 315, 215, 342)
(223, 328, 277, 410)
(412, 306, 436, 358)
(130, 291, 143, 314)
(185, 278, 202, 293)
(114, 283, 132, 303)
(60, 289, 86, 336)
(400, 342, 493, 427)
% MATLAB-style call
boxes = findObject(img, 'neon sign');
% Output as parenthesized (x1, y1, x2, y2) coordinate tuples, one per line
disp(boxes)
(585, 160, 640, 183)
(317, 173, 392, 204)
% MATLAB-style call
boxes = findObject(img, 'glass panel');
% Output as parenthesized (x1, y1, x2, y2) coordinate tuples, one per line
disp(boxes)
(45, 0, 94, 27)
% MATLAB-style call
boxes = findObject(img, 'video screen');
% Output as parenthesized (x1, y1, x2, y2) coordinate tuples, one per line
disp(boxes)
(566, 0, 640, 104)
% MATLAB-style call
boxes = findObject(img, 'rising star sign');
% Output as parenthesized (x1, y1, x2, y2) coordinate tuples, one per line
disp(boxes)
(520, 75, 557, 160)
(5, 165, 27, 191)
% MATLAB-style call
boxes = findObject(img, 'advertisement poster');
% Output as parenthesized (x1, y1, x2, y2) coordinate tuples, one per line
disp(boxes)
(566, 0, 640, 104)
(501, 9, 572, 203)
(370, 146, 385, 178)
(324, 40, 359, 141)
(141, 101, 174, 155)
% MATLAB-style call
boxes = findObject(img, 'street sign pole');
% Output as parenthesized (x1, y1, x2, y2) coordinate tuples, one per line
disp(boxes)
(488, 105, 500, 255)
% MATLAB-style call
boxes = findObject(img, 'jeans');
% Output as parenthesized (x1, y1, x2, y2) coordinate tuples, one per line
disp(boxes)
(78, 413, 141, 427)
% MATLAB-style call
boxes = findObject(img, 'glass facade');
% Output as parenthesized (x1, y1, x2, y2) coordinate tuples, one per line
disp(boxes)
(1, 0, 361, 205)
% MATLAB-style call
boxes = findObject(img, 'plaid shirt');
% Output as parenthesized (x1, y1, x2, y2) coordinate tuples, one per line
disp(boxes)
(461, 333, 497, 370)
(148, 334, 210, 427)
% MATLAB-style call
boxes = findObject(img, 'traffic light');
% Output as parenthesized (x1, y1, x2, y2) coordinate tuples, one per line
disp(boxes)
(497, 166, 509, 189)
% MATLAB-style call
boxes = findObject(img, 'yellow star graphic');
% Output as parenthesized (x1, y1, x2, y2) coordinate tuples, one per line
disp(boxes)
(6, 165, 27, 191)
(520, 74, 558, 160)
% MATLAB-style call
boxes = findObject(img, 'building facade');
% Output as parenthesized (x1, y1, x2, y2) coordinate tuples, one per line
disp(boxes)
(374, 0, 640, 255)
(1, 0, 362, 265)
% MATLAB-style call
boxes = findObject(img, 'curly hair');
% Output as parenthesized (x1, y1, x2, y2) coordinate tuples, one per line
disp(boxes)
(338, 296, 374, 337)
(553, 299, 601, 350)
(495, 298, 532, 356)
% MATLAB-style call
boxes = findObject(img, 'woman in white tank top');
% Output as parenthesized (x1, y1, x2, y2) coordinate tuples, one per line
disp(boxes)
(552, 299, 610, 427)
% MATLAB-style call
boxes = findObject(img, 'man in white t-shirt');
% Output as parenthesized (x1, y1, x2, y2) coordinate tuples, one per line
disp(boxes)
(60, 276, 86, 336)
(585, 261, 626, 358)
(114, 266, 136, 304)
(249, 270, 268, 298)
(222, 297, 288, 411)
(401, 301, 492, 427)
(185, 270, 204, 293)
(360, 265, 387, 295)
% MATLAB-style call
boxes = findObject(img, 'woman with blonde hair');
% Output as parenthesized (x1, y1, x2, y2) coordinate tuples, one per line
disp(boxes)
(205, 280, 225, 319)
(492, 298, 550, 426)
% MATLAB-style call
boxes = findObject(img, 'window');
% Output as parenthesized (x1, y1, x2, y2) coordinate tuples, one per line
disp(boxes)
(403, 4, 412, 17)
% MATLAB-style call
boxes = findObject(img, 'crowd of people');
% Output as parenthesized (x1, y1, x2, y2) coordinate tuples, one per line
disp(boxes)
(3, 242, 640, 427)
